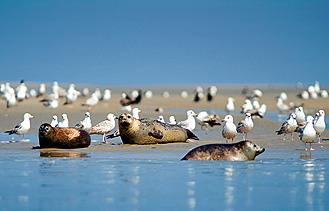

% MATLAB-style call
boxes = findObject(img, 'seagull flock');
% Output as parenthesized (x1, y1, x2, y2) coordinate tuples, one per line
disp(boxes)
(1, 80, 327, 151)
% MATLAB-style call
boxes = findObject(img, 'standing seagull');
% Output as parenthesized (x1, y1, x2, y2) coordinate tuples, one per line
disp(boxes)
(237, 113, 254, 140)
(177, 110, 198, 131)
(313, 110, 326, 143)
(276, 113, 298, 140)
(196, 111, 221, 130)
(222, 115, 237, 143)
(56, 114, 69, 127)
(89, 113, 117, 143)
(225, 97, 235, 113)
(50, 115, 58, 127)
(168, 116, 177, 125)
(5, 113, 34, 140)
(75, 112, 92, 132)
(132, 108, 141, 119)
(295, 107, 306, 125)
(299, 115, 316, 150)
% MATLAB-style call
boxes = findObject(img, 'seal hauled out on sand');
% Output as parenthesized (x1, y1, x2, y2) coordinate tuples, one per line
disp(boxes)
(181, 140, 265, 161)
(118, 113, 199, 144)
(38, 123, 91, 148)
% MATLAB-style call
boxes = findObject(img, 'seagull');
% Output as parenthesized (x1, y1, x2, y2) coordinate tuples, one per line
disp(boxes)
(241, 99, 253, 114)
(168, 116, 177, 125)
(313, 110, 326, 143)
(89, 113, 117, 143)
(37, 83, 46, 97)
(81, 93, 99, 111)
(237, 112, 254, 140)
(120, 90, 142, 106)
(16, 80, 28, 102)
(299, 115, 316, 150)
(40, 88, 59, 102)
(225, 97, 235, 113)
(196, 111, 221, 130)
(75, 112, 92, 132)
(132, 107, 141, 119)
(276, 113, 298, 140)
(56, 114, 69, 127)
(157, 115, 165, 123)
(43, 99, 59, 109)
(50, 115, 58, 127)
(5, 113, 34, 140)
(294, 107, 306, 124)
(222, 115, 237, 143)
(64, 84, 80, 105)
(277, 97, 290, 113)
(101, 89, 111, 101)
(177, 110, 198, 131)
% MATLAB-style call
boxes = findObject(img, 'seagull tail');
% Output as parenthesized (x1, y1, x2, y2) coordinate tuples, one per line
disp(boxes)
(186, 129, 199, 140)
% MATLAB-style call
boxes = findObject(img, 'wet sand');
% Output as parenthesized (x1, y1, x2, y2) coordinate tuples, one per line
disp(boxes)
(0, 84, 328, 160)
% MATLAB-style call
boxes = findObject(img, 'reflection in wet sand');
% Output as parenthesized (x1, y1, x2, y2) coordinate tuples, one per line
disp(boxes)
(40, 151, 90, 158)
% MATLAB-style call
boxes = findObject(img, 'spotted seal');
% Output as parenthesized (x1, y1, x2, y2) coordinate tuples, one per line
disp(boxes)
(117, 113, 199, 144)
(38, 123, 91, 148)
(181, 140, 265, 161)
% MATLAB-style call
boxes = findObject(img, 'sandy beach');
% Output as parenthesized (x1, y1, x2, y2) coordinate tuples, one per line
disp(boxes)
(1, 83, 328, 159)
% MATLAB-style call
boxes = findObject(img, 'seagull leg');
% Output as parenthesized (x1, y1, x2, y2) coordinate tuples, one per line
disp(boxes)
(318, 135, 321, 144)
(290, 133, 293, 141)
(283, 134, 286, 141)
(310, 143, 314, 151)
(102, 134, 106, 144)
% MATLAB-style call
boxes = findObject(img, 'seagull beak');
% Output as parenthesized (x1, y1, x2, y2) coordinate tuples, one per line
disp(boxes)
(194, 114, 198, 117)
(31, 116, 34, 118)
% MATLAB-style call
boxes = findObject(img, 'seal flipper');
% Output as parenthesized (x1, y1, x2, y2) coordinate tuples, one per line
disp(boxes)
(186, 129, 199, 140)
(148, 129, 164, 139)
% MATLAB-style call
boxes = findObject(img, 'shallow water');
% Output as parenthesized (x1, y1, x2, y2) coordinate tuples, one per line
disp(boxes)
(0, 148, 328, 210)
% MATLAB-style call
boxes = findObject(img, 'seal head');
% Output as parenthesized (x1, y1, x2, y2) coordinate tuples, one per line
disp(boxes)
(38, 123, 91, 148)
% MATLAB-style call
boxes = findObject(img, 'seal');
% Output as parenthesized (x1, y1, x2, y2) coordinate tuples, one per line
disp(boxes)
(38, 123, 91, 148)
(118, 113, 199, 144)
(181, 140, 265, 161)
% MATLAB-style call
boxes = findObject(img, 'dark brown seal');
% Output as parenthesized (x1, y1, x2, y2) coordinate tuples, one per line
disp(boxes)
(118, 113, 199, 144)
(181, 140, 265, 161)
(38, 123, 91, 148)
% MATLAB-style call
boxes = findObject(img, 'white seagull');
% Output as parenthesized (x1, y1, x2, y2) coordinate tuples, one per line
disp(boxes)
(294, 107, 306, 124)
(313, 110, 326, 143)
(225, 97, 235, 113)
(132, 108, 141, 119)
(222, 115, 237, 143)
(237, 112, 254, 140)
(89, 113, 117, 143)
(168, 116, 177, 125)
(50, 115, 58, 127)
(5, 113, 34, 140)
(177, 110, 198, 131)
(56, 114, 69, 127)
(75, 112, 93, 132)
(299, 115, 316, 150)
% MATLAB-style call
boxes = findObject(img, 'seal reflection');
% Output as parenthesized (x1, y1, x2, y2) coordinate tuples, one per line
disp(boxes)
(40, 151, 90, 158)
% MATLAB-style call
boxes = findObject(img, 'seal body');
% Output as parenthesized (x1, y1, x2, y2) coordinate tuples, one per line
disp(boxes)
(38, 123, 91, 148)
(181, 140, 265, 161)
(118, 113, 199, 144)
